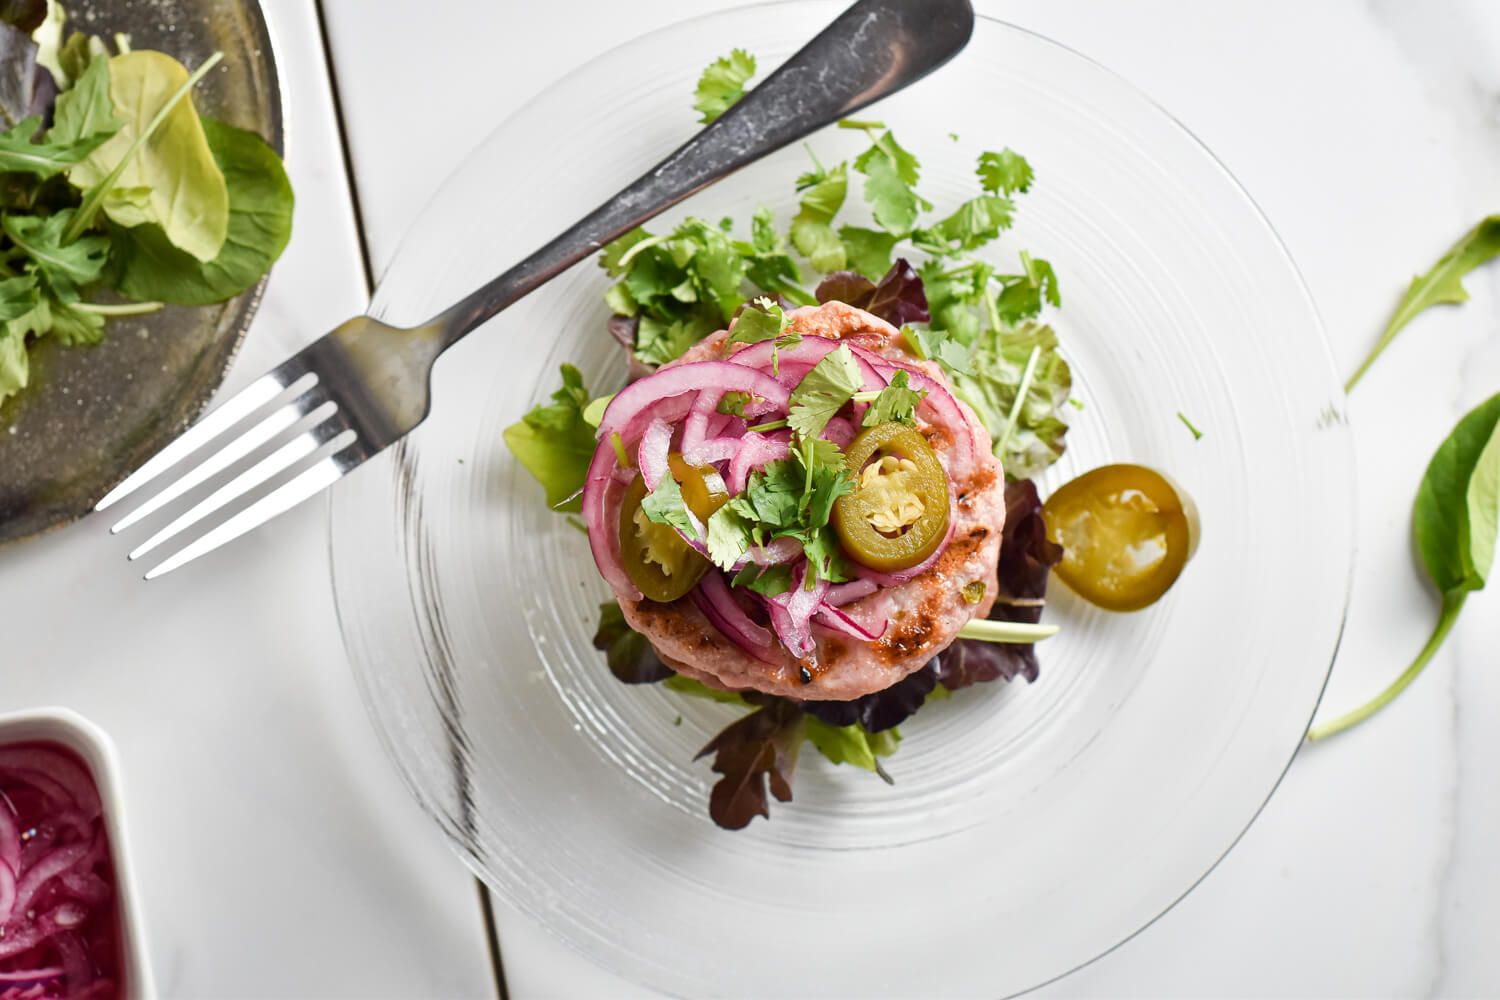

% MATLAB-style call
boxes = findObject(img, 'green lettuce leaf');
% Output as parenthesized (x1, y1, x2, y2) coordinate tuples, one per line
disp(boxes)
(953, 322, 1072, 478)
(70, 50, 228, 261)
(501, 364, 598, 511)
(108, 117, 293, 305)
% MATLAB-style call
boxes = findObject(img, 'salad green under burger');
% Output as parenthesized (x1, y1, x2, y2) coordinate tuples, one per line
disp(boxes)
(507, 50, 1196, 829)
(0, 0, 293, 408)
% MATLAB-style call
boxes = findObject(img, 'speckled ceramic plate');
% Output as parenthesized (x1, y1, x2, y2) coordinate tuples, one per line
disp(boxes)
(0, 0, 281, 545)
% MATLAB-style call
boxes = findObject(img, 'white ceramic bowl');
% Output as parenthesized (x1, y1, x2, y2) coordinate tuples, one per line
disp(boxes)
(0, 708, 155, 999)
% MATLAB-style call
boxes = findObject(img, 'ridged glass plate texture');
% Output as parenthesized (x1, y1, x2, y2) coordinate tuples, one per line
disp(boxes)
(330, 6, 1353, 996)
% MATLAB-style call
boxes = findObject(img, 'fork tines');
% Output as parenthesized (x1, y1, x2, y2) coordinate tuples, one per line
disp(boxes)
(96, 356, 362, 579)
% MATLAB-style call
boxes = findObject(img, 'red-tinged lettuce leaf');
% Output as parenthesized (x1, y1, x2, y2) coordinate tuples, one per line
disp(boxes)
(592, 601, 673, 684)
(813, 271, 876, 307)
(814, 258, 929, 328)
(802, 664, 936, 733)
(696, 700, 804, 829)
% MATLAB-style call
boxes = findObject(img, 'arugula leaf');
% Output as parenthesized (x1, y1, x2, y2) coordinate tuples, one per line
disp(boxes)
(861, 369, 924, 427)
(1346, 215, 1500, 391)
(953, 322, 1072, 477)
(501, 364, 598, 511)
(108, 117, 293, 305)
(640, 471, 699, 539)
(693, 48, 756, 125)
(1310, 394, 1500, 740)
(838, 225, 898, 279)
(0, 273, 37, 404)
(786, 344, 862, 441)
(695, 699, 803, 830)
(0, 115, 112, 176)
(48, 53, 119, 148)
(3, 209, 107, 300)
(592, 602, 672, 684)
(976, 148, 1034, 195)
(71, 51, 229, 262)
(790, 161, 847, 272)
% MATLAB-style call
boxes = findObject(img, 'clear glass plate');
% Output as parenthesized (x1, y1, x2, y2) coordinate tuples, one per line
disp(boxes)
(330, 6, 1354, 995)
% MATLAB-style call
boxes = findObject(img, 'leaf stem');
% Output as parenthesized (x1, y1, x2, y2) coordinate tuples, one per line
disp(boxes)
(1307, 591, 1466, 741)
(958, 619, 1059, 644)
(63, 51, 224, 244)
(993, 344, 1041, 459)
(73, 300, 163, 316)
(613, 233, 669, 272)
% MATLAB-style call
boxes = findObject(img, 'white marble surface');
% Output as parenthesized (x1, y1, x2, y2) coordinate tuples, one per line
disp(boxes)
(323, 0, 1500, 996)
(0, 2, 495, 996)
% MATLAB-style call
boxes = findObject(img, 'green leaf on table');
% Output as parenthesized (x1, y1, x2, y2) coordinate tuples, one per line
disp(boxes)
(1346, 216, 1500, 391)
(70, 50, 229, 261)
(693, 48, 756, 124)
(501, 364, 598, 512)
(1310, 394, 1500, 740)
(109, 116, 293, 305)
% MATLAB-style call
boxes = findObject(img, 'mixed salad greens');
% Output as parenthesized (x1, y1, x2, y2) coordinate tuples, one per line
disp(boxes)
(510, 50, 1086, 828)
(0, 0, 293, 408)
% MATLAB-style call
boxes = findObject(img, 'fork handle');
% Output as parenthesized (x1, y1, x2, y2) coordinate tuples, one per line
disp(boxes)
(428, 0, 973, 346)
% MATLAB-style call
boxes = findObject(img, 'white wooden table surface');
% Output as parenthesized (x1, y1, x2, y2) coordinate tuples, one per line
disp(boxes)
(2, 0, 1498, 996)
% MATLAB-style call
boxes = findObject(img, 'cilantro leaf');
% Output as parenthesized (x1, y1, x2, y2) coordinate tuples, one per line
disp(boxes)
(640, 472, 699, 539)
(693, 49, 756, 124)
(706, 505, 753, 570)
(977, 148, 1034, 195)
(994, 253, 1060, 325)
(915, 194, 1014, 255)
(501, 364, 599, 511)
(861, 369, 924, 427)
(716, 390, 752, 417)
(838, 225, 898, 279)
(853, 129, 929, 235)
(790, 162, 847, 272)
(786, 344, 862, 441)
(726, 295, 788, 345)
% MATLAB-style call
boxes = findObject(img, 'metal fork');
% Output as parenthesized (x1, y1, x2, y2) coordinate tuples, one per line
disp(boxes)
(97, 0, 975, 578)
